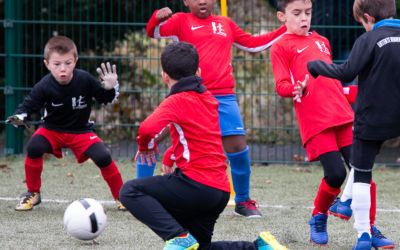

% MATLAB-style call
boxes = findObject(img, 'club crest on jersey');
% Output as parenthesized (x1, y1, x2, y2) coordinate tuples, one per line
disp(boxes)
(212, 22, 227, 37)
(72, 95, 87, 110)
(315, 41, 330, 55)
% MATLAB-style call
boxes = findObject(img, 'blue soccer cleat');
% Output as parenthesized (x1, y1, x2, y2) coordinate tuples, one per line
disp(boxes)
(353, 233, 372, 250)
(256, 231, 288, 250)
(329, 198, 352, 220)
(371, 225, 395, 249)
(164, 233, 199, 250)
(309, 213, 328, 245)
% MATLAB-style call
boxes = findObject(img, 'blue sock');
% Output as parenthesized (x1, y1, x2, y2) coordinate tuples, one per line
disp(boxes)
(136, 154, 157, 178)
(226, 146, 251, 203)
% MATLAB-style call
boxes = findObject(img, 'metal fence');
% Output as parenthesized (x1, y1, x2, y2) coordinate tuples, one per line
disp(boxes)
(1, 0, 400, 165)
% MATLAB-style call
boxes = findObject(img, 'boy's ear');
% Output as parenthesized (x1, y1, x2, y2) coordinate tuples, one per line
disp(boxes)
(196, 67, 201, 77)
(43, 59, 50, 70)
(161, 71, 170, 84)
(277, 11, 286, 22)
(364, 13, 375, 24)
(183, 0, 189, 7)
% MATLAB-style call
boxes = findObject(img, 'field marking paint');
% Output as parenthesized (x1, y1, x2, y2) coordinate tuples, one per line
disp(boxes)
(1, 196, 400, 213)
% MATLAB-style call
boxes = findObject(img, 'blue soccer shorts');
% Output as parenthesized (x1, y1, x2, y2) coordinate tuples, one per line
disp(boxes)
(214, 94, 246, 136)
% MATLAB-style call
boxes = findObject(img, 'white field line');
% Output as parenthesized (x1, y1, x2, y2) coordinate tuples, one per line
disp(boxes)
(1, 196, 400, 213)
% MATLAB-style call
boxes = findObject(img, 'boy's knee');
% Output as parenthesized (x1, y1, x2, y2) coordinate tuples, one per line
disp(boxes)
(326, 169, 347, 188)
(26, 135, 51, 158)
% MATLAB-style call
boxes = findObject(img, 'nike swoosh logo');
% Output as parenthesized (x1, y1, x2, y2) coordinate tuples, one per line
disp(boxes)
(191, 25, 204, 31)
(297, 46, 309, 53)
(51, 102, 63, 107)
(89, 136, 98, 140)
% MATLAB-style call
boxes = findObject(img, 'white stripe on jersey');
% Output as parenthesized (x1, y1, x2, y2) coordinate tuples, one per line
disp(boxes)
(233, 32, 286, 52)
(172, 122, 190, 161)
(155, 23, 179, 42)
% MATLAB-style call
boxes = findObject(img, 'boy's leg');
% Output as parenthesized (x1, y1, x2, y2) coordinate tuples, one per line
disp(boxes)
(136, 153, 157, 178)
(83, 142, 124, 202)
(215, 94, 261, 218)
(120, 168, 229, 246)
(16, 133, 53, 211)
(351, 138, 382, 247)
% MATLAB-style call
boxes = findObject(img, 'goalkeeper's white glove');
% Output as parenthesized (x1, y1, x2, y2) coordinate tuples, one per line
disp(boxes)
(96, 62, 118, 90)
(5, 113, 30, 128)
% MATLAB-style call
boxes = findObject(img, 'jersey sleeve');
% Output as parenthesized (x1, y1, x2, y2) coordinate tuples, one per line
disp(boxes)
(270, 43, 296, 97)
(146, 10, 181, 39)
(307, 34, 372, 82)
(231, 19, 286, 52)
(137, 97, 178, 151)
(14, 81, 47, 116)
(162, 145, 175, 167)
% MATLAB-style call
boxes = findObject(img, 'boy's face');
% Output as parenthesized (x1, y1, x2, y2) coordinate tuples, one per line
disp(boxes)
(183, 0, 215, 19)
(277, 0, 312, 36)
(44, 51, 77, 85)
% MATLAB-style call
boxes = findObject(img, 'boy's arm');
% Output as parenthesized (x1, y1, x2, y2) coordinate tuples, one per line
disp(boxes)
(307, 35, 372, 82)
(231, 20, 286, 52)
(270, 44, 298, 97)
(6, 83, 46, 127)
(146, 9, 180, 39)
(137, 99, 177, 152)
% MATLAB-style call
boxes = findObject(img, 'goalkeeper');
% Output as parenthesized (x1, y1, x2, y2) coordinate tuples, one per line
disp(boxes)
(6, 35, 125, 211)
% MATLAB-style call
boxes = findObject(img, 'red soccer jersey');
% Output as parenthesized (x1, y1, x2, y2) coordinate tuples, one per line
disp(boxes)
(137, 88, 230, 192)
(147, 11, 286, 95)
(270, 32, 354, 144)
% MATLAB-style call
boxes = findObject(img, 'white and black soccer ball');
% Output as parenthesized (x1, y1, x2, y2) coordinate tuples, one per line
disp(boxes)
(63, 198, 107, 240)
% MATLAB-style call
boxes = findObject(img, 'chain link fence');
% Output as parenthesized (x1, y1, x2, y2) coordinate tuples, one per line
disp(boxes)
(1, 0, 400, 165)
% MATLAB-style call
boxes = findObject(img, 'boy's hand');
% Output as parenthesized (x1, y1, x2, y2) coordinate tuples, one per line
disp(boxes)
(293, 74, 309, 103)
(97, 62, 118, 90)
(135, 148, 159, 167)
(5, 113, 30, 128)
(156, 7, 173, 22)
(161, 164, 174, 175)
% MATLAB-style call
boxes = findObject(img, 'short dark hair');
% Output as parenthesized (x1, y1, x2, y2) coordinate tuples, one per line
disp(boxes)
(353, 0, 396, 23)
(44, 35, 78, 60)
(161, 42, 199, 80)
(277, 0, 313, 12)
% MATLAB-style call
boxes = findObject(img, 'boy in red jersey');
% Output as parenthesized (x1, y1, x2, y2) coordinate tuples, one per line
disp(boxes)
(6, 35, 125, 211)
(144, 0, 287, 218)
(120, 42, 288, 250)
(271, 0, 394, 248)
(308, 0, 399, 248)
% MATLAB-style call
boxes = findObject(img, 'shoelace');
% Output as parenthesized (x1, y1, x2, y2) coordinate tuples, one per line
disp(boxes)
(245, 199, 258, 210)
(168, 235, 195, 246)
(21, 192, 35, 203)
(372, 228, 386, 239)
(314, 218, 327, 232)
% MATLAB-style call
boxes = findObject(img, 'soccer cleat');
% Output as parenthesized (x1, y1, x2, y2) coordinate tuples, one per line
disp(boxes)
(257, 231, 289, 250)
(371, 225, 395, 249)
(15, 192, 41, 211)
(164, 233, 199, 250)
(115, 199, 127, 211)
(329, 198, 352, 220)
(309, 213, 328, 245)
(234, 199, 262, 218)
(352, 233, 372, 250)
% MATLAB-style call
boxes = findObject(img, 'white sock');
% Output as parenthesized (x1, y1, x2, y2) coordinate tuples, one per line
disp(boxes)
(340, 168, 354, 202)
(351, 182, 371, 238)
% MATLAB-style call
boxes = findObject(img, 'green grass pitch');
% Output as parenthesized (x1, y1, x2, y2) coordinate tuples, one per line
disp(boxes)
(0, 155, 399, 249)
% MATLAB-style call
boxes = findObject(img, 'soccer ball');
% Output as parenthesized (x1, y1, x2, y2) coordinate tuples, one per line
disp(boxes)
(63, 198, 107, 240)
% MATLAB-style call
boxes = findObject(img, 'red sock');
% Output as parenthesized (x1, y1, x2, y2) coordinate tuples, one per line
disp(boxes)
(100, 161, 124, 200)
(25, 156, 43, 192)
(370, 180, 376, 227)
(312, 178, 341, 215)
